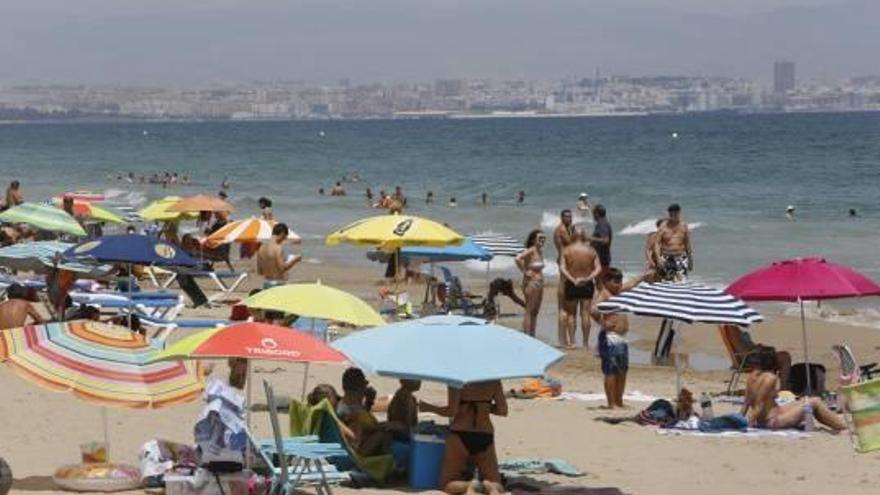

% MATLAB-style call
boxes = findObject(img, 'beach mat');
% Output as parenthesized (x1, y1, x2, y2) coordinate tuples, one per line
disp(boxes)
(555, 391, 657, 403)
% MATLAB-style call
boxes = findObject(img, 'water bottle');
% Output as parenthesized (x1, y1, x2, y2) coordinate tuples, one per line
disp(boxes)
(803, 400, 816, 432)
(700, 392, 714, 420)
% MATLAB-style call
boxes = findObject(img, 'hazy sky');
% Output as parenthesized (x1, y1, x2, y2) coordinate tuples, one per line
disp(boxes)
(0, 0, 876, 84)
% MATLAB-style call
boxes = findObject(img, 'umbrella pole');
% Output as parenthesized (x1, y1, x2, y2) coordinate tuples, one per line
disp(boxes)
(799, 298, 812, 395)
(245, 360, 252, 469)
(101, 407, 109, 450)
(127, 263, 133, 330)
(301, 318, 315, 400)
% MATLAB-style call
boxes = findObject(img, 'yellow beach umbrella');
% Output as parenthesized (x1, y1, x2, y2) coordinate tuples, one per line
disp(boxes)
(138, 196, 197, 222)
(325, 214, 463, 251)
(243, 282, 385, 327)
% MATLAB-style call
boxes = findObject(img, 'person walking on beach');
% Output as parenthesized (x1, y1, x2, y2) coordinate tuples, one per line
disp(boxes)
(258, 197, 275, 221)
(589, 204, 613, 280)
(3, 181, 23, 210)
(558, 228, 602, 349)
(591, 268, 646, 408)
(257, 223, 301, 284)
(553, 209, 574, 345)
(653, 203, 693, 281)
(515, 230, 546, 338)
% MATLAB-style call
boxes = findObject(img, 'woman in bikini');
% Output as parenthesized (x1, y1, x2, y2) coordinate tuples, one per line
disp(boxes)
(420, 381, 508, 495)
(515, 229, 546, 337)
(741, 353, 846, 431)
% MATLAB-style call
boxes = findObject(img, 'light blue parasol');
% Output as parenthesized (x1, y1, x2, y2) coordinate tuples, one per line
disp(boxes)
(331, 315, 563, 388)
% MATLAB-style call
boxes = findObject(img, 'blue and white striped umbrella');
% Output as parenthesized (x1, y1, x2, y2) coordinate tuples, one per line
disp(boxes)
(596, 281, 763, 326)
(469, 233, 523, 257)
(0, 241, 110, 274)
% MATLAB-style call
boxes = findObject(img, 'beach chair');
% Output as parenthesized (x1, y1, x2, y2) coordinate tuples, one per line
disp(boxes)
(144, 266, 178, 289)
(718, 324, 763, 395)
(832, 344, 879, 386)
(190, 269, 249, 304)
(257, 380, 350, 495)
(438, 266, 480, 315)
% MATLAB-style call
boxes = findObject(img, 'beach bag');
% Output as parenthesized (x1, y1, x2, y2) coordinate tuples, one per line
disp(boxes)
(637, 399, 677, 426)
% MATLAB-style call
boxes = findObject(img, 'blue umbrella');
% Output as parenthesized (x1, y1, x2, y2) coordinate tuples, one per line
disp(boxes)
(63, 235, 197, 267)
(331, 315, 563, 387)
(400, 238, 493, 263)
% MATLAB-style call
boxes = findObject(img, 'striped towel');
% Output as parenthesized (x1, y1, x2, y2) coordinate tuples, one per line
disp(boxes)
(842, 378, 880, 452)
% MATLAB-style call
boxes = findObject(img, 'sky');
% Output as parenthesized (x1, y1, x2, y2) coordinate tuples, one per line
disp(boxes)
(0, 0, 876, 85)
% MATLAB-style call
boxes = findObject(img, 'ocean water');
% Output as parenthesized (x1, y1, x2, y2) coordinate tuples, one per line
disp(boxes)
(2, 113, 880, 327)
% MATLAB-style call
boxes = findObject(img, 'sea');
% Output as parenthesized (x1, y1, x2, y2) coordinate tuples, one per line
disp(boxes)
(2, 112, 880, 333)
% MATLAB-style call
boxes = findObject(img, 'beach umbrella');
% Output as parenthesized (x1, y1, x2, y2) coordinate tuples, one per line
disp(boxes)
(326, 213, 463, 250)
(148, 322, 348, 429)
(469, 233, 524, 257)
(0, 202, 86, 237)
(204, 217, 301, 248)
(398, 237, 493, 263)
(0, 241, 111, 275)
(596, 281, 764, 327)
(59, 191, 106, 203)
(52, 198, 125, 224)
(596, 281, 763, 392)
(243, 282, 385, 328)
(0, 320, 204, 444)
(332, 315, 563, 387)
(727, 257, 880, 392)
(167, 194, 233, 213)
(63, 234, 197, 267)
(138, 196, 198, 222)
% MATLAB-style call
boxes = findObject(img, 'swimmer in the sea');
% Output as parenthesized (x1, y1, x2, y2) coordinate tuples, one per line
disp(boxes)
(426, 191, 434, 205)
(481, 192, 489, 207)
(849, 208, 858, 218)
(785, 205, 796, 222)
(449, 197, 457, 208)
(576, 193, 591, 212)
(517, 190, 525, 204)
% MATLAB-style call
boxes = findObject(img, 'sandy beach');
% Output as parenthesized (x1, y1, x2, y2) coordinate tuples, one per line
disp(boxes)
(3, 259, 880, 495)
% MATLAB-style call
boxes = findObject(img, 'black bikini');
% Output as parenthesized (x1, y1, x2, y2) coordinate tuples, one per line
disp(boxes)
(452, 399, 495, 455)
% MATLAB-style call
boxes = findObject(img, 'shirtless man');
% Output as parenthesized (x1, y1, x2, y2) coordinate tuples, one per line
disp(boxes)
(653, 203, 693, 281)
(4, 181, 23, 209)
(590, 268, 646, 408)
(741, 353, 845, 431)
(559, 229, 602, 348)
(553, 209, 574, 347)
(256, 223, 301, 284)
(0, 284, 44, 330)
(331, 181, 346, 197)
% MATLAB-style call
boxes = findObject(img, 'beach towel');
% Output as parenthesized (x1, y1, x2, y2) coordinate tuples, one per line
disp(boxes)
(511, 378, 562, 399)
(841, 378, 880, 452)
(499, 458, 584, 477)
(556, 391, 657, 403)
(656, 428, 810, 439)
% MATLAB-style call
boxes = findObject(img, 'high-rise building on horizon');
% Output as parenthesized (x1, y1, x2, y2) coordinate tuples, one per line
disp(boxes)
(774, 61, 795, 94)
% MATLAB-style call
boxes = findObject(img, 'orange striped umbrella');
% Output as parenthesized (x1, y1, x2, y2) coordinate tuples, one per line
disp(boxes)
(204, 217, 301, 247)
(0, 320, 204, 409)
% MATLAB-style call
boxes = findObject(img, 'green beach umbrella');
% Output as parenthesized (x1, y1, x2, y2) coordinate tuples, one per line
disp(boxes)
(0, 202, 87, 237)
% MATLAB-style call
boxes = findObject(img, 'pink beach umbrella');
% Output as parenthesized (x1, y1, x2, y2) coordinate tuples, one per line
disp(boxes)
(727, 257, 880, 392)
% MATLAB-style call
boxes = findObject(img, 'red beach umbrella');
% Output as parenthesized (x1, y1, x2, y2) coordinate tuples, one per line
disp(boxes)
(726, 257, 880, 392)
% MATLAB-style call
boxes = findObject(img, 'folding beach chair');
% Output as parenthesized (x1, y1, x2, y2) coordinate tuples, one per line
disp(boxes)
(832, 344, 879, 386)
(718, 325, 763, 395)
(438, 266, 481, 316)
(260, 380, 350, 494)
(191, 269, 249, 304)
(145, 266, 178, 289)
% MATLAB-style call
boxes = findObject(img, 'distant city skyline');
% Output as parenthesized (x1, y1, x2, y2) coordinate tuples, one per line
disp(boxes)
(0, 0, 877, 85)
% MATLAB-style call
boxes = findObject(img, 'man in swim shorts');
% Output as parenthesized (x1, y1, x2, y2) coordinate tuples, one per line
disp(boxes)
(653, 203, 693, 282)
(553, 209, 574, 347)
(559, 228, 602, 349)
(591, 268, 647, 408)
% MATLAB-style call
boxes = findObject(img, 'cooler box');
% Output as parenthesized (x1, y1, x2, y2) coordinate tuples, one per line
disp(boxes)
(408, 433, 446, 489)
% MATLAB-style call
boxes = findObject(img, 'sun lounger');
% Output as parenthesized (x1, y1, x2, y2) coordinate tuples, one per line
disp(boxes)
(144, 266, 178, 289)
(260, 380, 350, 494)
(192, 270, 249, 303)
(69, 291, 184, 320)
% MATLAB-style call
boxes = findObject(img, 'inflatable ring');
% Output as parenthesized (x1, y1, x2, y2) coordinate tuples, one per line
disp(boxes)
(53, 463, 141, 493)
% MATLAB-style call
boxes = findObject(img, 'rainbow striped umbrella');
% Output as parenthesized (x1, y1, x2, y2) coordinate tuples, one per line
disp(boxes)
(204, 217, 301, 247)
(0, 320, 204, 409)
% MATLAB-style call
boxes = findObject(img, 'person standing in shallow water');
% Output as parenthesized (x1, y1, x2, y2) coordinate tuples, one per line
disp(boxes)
(515, 230, 546, 338)
(553, 209, 574, 346)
